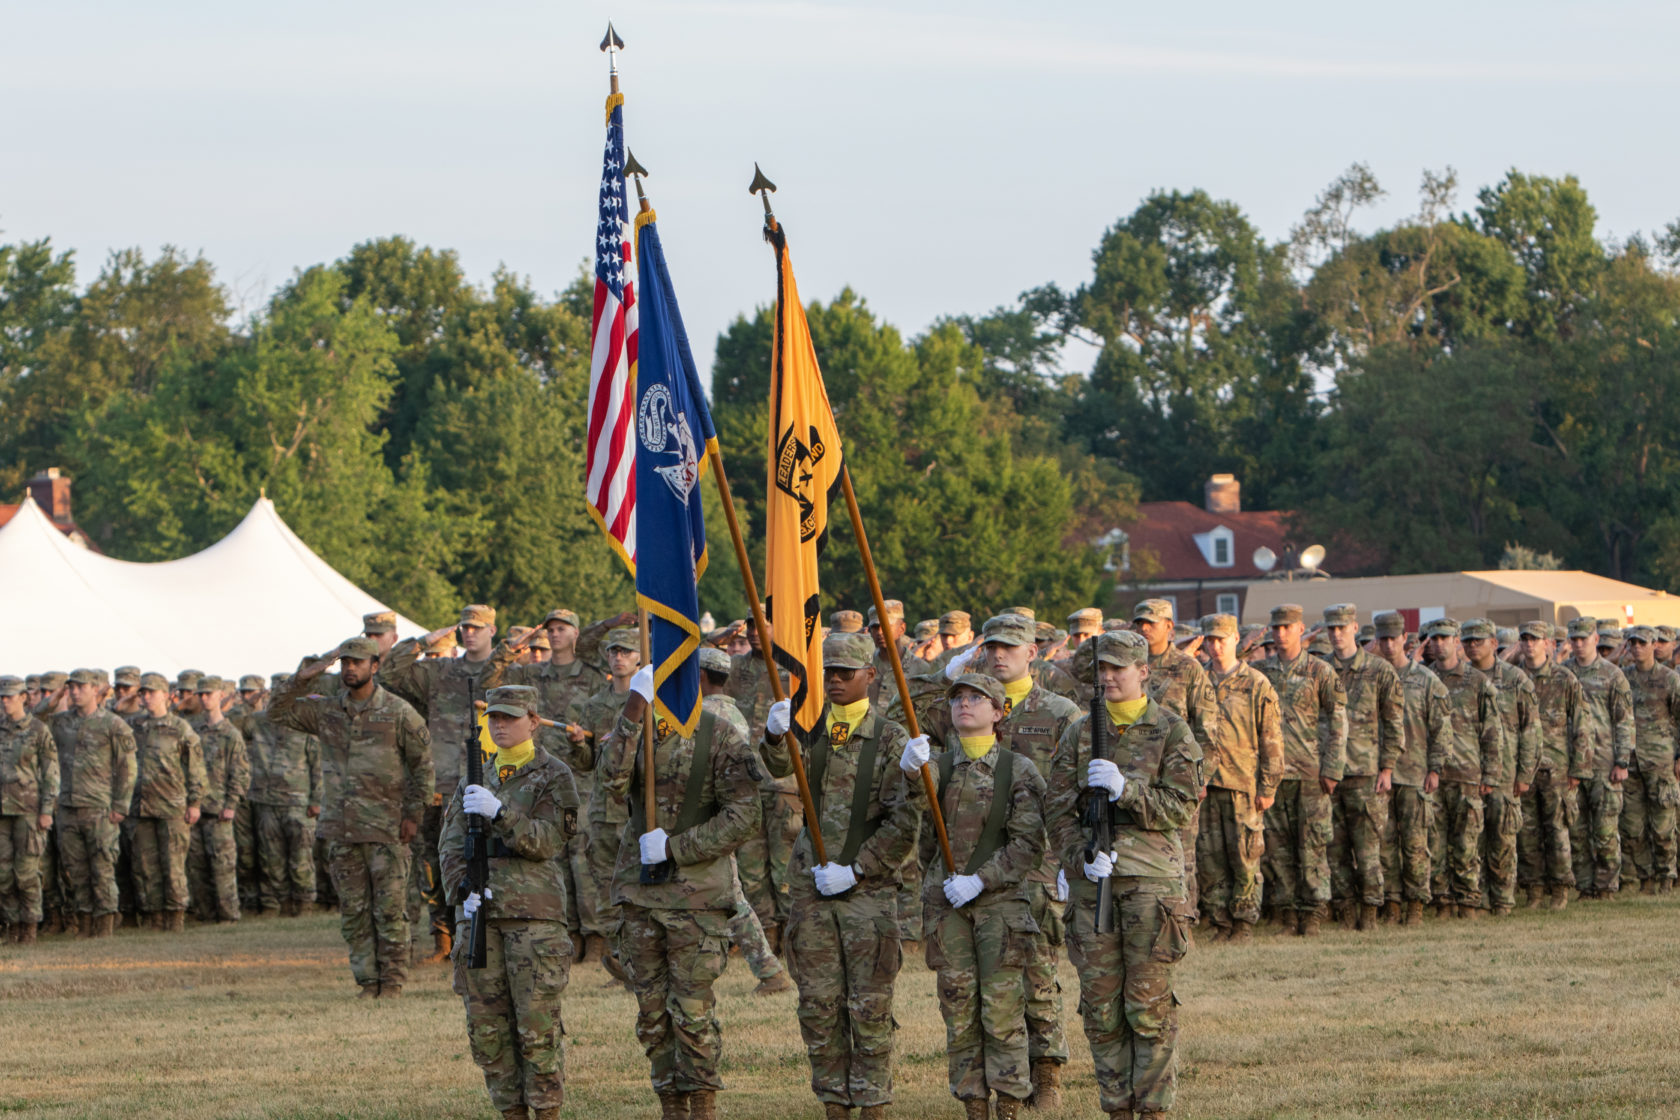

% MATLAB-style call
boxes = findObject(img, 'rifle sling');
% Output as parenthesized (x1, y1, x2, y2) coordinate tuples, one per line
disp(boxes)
(938, 746, 1018, 877)
(630, 711, 717, 838)
(806, 726, 884, 868)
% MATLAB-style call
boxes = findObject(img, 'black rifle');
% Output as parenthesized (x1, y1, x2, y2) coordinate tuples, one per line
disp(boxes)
(1082, 649, 1116, 934)
(463, 679, 489, 968)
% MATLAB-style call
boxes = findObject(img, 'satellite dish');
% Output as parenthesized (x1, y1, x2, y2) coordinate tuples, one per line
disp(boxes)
(1299, 544, 1326, 571)
(1253, 546, 1277, 572)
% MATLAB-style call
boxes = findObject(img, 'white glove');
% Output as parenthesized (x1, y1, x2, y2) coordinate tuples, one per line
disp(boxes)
(943, 873, 984, 908)
(630, 664, 656, 702)
(767, 698, 791, 738)
(1087, 758, 1126, 802)
(462, 784, 503, 820)
(1083, 849, 1116, 882)
(639, 827, 670, 864)
(462, 888, 490, 916)
(944, 645, 978, 681)
(1055, 869, 1069, 902)
(900, 734, 932, 774)
(812, 862, 858, 896)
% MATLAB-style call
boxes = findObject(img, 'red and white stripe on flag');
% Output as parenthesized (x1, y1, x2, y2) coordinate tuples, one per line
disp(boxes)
(585, 92, 639, 572)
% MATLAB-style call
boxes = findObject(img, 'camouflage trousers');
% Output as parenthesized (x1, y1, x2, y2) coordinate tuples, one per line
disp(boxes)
(58, 809, 120, 916)
(187, 816, 240, 921)
(328, 841, 412, 991)
(1619, 764, 1679, 884)
(1429, 781, 1484, 908)
(1517, 770, 1576, 888)
(562, 831, 583, 939)
(1065, 877, 1190, 1117)
(1197, 786, 1264, 926)
(133, 815, 191, 913)
(1380, 786, 1431, 904)
(117, 819, 139, 916)
(729, 858, 782, 982)
(1024, 879, 1068, 1066)
(40, 825, 61, 916)
(618, 904, 731, 1093)
(0, 814, 48, 923)
(313, 831, 337, 907)
(765, 789, 803, 927)
(453, 918, 571, 1113)
(734, 802, 774, 930)
(924, 897, 1036, 1102)
(255, 805, 316, 909)
(1478, 790, 1522, 910)
(787, 883, 901, 1106)
(234, 798, 259, 911)
(581, 810, 627, 940)
(1569, 776, 1623, 893)
(1329, 776, 1387, 907)
(1179, 801, 1201, 919)
(408, 799, 448, 938)
(896, 857, 924, 941)
(1262, 779, 1332, 913)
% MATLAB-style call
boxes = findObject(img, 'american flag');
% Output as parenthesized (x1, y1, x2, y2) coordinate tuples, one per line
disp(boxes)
(585, 92, 638, 571)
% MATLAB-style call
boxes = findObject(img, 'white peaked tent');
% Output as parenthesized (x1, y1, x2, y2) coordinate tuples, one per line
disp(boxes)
(0, 495, 423, 677)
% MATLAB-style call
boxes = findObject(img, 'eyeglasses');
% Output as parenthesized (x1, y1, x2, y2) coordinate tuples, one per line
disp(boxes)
(949, 692, 994, 707)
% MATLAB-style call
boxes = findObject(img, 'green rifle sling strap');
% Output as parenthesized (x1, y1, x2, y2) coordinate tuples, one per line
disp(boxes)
(630, 710, 717, 837)
(808, 725, 885, 869)
(937, 746, 1018, 877)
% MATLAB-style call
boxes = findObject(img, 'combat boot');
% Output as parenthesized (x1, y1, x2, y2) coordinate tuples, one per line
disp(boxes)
(258, 907, 281, 919)
(1460, 905, 1483, 920)
(75, 912, 93, 938)
(44, 907, 63, 935)
(582, 934, 606, 964)
(1525, 884, 1544, 908)
(379, 985, 402, 999)
(500, 1107, 528, 1120)
(963, 1099, 989, 1120)
(357, 983, 379, 999)
(1107, 1112, 1134, 1120)
(533, 1108, 560, 1120)
(1297, 910, 1322, 937)
(1491, 905, 1512, 918)
(1379, 900, 1400, 924)
(1662, 879, 1675, 894)
(765, 923, 782, 955)
(995, 1094, 1026, 1120)
(146, 911, 163, 931)
(1356, 904, 1378, 931)
(688, 1089, 717, 1120)
(1549, 885, 1569, 910)
(1403, 901, 1424, 926)
(657, 1091, 689, 1120)
(94, 913, 117, 938)
(1028, 1058, 1062, 1109)
(15, 922, 36, 945)
(1227, 919, 1255, 945)
(859, 1106, 886, 1120)
(1641, 879, 1656, 895)
(752, 971, 794, 996)
(1334, 900, 1356, 929)
(824, 1103, 851, 1120)
(423, 929, 452, 964)
(166, 910, 185, 933)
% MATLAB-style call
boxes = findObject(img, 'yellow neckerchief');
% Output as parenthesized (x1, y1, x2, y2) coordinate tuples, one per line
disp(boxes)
(493, 738, 536, 783)
(959, 733, 997, 760)
(1105, 696, 1149, 728)
(1002, 675, 1033, 716)
(825, 698, 870, 746)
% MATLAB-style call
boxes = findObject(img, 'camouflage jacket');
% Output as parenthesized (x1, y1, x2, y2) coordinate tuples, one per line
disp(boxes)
(1482, 660, 1541, 789)
(439, 744, 580, 923)
(129, 713, 208, 818)
(763, 701, 921, 890)
(380, 640, 513, 796)
(0, 712, 59, 818)
(1431, 659, 1504, 787)
(922, 741, 1048, 906)
(1147, 645, 1219, 753)
(987, 684, 1078, 881)
(245, 714, 322, 810)
(223, 700, 261, 744)
(1393, 661, 1452, 787)
(1526, 661, 1590, 780)
(196, 718, 251, 816)
(602, 705, 764, 911)
(268, 682, 433, 844)
(1256, 650, 1348, 781)
(725, 653, 796, 793)
(1202, 661, 1284, 799)
(1030, 658, 1081, 702)
(869, 640, 931, 712)
(49, 709, 137, 813)
(507, 656, 606, 727)
(1625, 662, 1680, 770)
(703, 692, 750, 739)
(1562, 656, 1635, 775)
(1047, 699, 1200, 883)
(1332, 650, 1404, 776)
(578, 686, 633, 831)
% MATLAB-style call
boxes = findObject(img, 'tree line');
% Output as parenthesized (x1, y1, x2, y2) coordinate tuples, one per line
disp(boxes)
(2, 165, 1677, 628)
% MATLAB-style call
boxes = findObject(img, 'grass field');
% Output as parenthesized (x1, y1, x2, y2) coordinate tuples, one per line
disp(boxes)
(3, 895, 1679, 1120)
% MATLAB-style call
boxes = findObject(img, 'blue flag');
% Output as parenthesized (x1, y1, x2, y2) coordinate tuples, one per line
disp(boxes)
(633, 207, 716, 737)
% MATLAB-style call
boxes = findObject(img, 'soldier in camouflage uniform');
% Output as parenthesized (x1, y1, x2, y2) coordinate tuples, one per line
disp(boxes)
(271, 636, 433, 997)
(1514, 620, 1589, 909)
(1372, 613, 1450, 924)
(186, 678, 249, 922)
(1322, 604, 1403, 930)
(248, 675, 323, 916)
(571, 628, 642, 969)
(1255, 604, 1347, 935)
(916, 672, 1047, 1120)
(1420, 619, 1503, 917)
(1194, 614, 1281, 942)
(441, 685, 580, 1120)
(381, 603, 515, 963)
(1617, 626, 1680, 892)
(758, 632, 920, 1119)
(129, 672, 208, 932)
(1047, 631, 1199, 1120)
(1560, 617, 1635, 897)
(0, 677, 58, 944)
(1460, 618, 1539, 916)
(599, 658, 763, 1120)
(49, 669, 136, 937)
(227, 673, 268, 911)
(724, 625, 797, 946)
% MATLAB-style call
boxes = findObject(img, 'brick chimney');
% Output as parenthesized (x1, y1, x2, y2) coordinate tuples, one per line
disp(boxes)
(1204, 473, 1240, 514)
(28, 468, 74, 526)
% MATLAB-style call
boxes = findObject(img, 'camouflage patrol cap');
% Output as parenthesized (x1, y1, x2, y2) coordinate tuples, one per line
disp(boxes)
(603, 628, 640, 653)
(543, 608, 580, 629)
(1460, 618, 1496, 641)
(270, 672, 292, 689)
(866, 600, 906, 626)
(1659, 626, 1679, 643)
(1270, 604, 1305, 626)
(507, 625, 534, 645)
(698, 647, 733, 675)
(824, 632, 875, 671)
(1173, 623, 1197, 643)
(526, 630, 551, 651)
(1307, 633, 1332, 656)
(138, 672, 170, 692)
(1358, 623, 1376, 643)
(1132, 599, 1174, 623)
(1566, 617, 1597, 639)
(459, 604, 495, 627)
(0, 676, 24, 697)
(39, 672, 66, 690)
(1518, 620, 1552, 640)
(1497, 627, 1518, 650)
(1322, 603, 1358, 627)
(1596, 618, 1620, 635)
(939, 611, 972, 636)
(195, 676, 226, 694)
(1201, 614, 1239, 639)
(1625, 625, 1656, 644)
(913, 620, 938, 642)
(980, 614, 1037, 647)
(1049, 628, 1069, 645)
(1373, 612, 1406, 639)
(362, 610, 397, 635)
(1094, 630, 1149, 667)
(1067, 607, 1102, 635)
(24, 675, 40, 691)
(1102, 619, 1128, 632)
(1551, 623, 1569, 641)
(68, 668, 102, 686)
(238, 674, 266, 692)
(424, 629, 458, 654)
(829, 610, 863, 634)
(337, 636, 381, 660)
(484, 684, 540, 718)
(1035, 621, 1057, 642)
(1005, 606, 1037, 621)
(114, 666, 141, 687)
(1421, 618, 1461, 639)
(173, 670, 203, 693)
(946, 671, 1007, 709)
(1598, 626, 1624, 644)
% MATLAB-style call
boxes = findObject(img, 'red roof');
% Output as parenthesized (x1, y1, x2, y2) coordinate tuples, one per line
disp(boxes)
(0, 504, 94, 548)
(1128, 501, 1293, 581)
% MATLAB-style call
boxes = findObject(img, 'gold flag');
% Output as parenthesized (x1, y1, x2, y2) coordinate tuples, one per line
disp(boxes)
(764, 223, 845, 735)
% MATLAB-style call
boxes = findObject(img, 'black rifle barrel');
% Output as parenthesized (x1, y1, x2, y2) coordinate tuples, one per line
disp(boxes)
(465, 680, 490, 968)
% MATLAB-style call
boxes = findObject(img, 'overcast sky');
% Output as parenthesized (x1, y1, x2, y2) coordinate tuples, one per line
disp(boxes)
(6, 1, 1677, 380)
